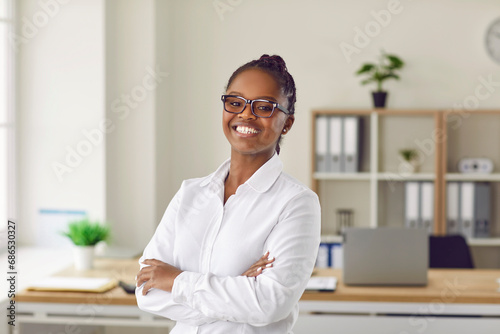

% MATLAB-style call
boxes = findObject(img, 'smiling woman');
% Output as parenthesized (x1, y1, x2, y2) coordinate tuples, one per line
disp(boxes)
(135, 55, 320, 334)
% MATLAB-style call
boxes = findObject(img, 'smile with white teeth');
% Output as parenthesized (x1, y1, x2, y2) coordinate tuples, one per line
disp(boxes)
(235, 126, 260, 134)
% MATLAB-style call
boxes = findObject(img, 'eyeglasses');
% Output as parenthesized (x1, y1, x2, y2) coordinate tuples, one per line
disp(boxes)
(221, 95, 292, 118)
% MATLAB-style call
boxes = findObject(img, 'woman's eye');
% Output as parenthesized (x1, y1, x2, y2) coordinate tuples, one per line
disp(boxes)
(230, 102, 242, 107)
(257, 106, 273, 112)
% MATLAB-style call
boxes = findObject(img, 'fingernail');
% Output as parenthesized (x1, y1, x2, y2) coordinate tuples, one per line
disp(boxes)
(266, 263, 273, 268)
(135, 276, 137, 281)
(268, 256, 274, 261)
(257, 267, 262, 272)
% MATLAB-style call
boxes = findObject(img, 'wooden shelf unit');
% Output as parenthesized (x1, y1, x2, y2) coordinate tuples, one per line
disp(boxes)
(311, 109, 500, 245)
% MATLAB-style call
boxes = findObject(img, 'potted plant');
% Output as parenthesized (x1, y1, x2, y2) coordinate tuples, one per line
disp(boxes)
(399, 149, 420, 174)
(62, 218, 110, 270)
(355, 50, 405, 108)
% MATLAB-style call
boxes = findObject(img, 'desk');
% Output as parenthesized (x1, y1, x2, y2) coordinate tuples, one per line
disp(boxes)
(15, 263, 500, 334)
(296, 268, 500, 334)
(14, 258, 174, 334)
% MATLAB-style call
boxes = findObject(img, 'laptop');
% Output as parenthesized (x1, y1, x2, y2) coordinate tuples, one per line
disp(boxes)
(343, 227, 428, 286)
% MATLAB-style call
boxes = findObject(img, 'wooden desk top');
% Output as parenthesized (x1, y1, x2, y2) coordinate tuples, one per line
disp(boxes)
(303, 268, 500, 304)
(15, 258, 140, 306)
(15, 260, 500, 305)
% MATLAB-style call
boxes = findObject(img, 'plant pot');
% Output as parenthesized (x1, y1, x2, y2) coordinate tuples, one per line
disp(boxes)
(372, 91, 388, 108)
(399, 159, 419, 175)
(73, 245, 95, 271)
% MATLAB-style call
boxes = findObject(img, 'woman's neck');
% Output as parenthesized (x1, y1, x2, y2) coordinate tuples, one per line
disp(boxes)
(223, 150, 275, 203)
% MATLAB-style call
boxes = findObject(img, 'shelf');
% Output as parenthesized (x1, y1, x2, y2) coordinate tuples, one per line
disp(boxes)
(377, 172, 435, 181)
(320, 234, 343, 243)
(467, 238, 500, 247)
(313, 172, 371, 181)
(446, 173, 500, 182)
(321, 236, 500, 246)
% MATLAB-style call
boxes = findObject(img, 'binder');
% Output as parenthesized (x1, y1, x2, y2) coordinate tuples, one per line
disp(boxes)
(446, 182, 460, 235)
(330, 243, 343, 269)
(329, 116, 342, 172)
(315, 242, 330, 268)
(315, 116, 329, 172)
(420, 182, 434, 234)
(474, 183, 491, 238)
(405, 182, 420, 229)
(459, 182, 475, 239)
(342, 117, 359, 173)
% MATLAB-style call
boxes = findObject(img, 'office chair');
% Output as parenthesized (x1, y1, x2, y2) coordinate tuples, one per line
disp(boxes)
(429, 235, 474, 269)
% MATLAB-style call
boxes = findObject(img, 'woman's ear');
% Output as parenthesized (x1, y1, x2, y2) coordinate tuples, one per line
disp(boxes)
(282, 115, 295, 134)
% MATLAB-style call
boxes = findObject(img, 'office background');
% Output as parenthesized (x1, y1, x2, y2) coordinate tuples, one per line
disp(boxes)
(14, 0, 500, 255)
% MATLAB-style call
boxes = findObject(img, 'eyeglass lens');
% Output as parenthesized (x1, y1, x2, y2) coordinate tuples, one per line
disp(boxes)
(224, 96, 274, 118)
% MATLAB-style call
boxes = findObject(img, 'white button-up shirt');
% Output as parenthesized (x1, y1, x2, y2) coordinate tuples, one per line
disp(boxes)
(136, 153, 321, 333)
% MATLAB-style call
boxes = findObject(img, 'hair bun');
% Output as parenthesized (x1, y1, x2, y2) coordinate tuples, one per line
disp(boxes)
(258, 54, 287, 71)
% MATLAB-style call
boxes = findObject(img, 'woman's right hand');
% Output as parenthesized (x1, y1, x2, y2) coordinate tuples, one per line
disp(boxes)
(241, 251, 275, 277)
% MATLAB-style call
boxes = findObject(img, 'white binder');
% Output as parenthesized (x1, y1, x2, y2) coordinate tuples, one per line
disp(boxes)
(474, 183, 491, 238)
(446, 182, 460, 234)
(405, 182, 420, 229)
(315, 116, 329, 172)
(342, 117, 359, 173)
(420, 182, 434, 234)
(459, 182, 475, 239)
(329, 116, 342, 172)
(315, 242, 330, 268)
(330, 243, 344, 269)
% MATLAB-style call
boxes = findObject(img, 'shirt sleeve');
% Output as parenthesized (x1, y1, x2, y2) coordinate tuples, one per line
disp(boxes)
(135, 184, 218, 326)
(170, 190, 321, 326)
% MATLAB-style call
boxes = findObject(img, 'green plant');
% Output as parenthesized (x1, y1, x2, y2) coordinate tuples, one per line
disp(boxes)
(62, 218, 110, 246)
(399, 149, 419, 162)
(355, 50, 405, 92)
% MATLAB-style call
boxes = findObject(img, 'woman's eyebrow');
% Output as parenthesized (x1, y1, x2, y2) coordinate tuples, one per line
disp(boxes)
(227, 91, 278, 102)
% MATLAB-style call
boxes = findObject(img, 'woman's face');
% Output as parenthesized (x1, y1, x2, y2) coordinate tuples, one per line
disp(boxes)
(223, 69, 294, 158)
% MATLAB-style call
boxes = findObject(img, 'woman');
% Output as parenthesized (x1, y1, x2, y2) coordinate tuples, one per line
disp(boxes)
(135, 55, 321, 333)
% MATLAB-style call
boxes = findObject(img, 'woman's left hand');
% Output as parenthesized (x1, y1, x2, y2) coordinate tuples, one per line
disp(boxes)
(136, 259, 183, 295)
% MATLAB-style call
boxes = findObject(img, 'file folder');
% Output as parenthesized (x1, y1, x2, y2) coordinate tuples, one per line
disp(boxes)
(331, 243, 343, 269)
(315, 242, 330, 268)
(474, 183, 491, 238)
(459, 182, 475, 239)
(342, 117, 359, 173)
(446, 182, 460, 235)
(315, 116, 329, 172)
(329, 116, 342, 172)
(420, 182, 434, 234)
(405, 182, 420, 229)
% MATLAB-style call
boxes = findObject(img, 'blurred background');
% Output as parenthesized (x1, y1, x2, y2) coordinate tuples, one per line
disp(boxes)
(3, 0, 499, 251)
(1, 0, 500, 333)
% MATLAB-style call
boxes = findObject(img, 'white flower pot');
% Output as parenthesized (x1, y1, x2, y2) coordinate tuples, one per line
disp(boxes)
(73, 245, 95, 271)
(399, 159, 419, 175)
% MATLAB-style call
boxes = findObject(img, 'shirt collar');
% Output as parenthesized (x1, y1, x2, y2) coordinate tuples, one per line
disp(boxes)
(200, 153, 283, 193)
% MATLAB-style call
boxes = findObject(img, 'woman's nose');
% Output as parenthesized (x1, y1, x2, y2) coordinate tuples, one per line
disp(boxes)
(238, 103, 256, 120)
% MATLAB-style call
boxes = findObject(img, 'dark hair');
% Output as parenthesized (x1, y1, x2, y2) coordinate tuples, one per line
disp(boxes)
(226, 54, 296, 154)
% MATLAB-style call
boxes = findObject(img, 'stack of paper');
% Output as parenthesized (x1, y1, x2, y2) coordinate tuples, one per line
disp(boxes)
(27, 277, 117, 293)
(305, 277, 337, 292)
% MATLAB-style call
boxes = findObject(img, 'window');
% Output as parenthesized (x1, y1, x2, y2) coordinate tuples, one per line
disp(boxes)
(0, 0, 14, 237)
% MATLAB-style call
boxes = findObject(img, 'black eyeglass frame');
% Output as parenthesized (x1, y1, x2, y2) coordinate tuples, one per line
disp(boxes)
(221, 95, 292, 118)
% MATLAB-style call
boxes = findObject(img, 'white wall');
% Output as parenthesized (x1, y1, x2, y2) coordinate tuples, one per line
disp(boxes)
(17, 0, 500, 248)
(17, 0, 105, 245)
(166, 0, 500, 188)
(105, 0, 158, 250)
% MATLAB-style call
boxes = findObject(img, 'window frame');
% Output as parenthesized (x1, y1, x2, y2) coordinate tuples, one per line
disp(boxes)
(0, 0, 15, 234)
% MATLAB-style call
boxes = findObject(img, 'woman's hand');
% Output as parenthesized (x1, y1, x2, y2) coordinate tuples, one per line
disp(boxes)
(241, 251, 275, 278)
(136, 259, 183, 295)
